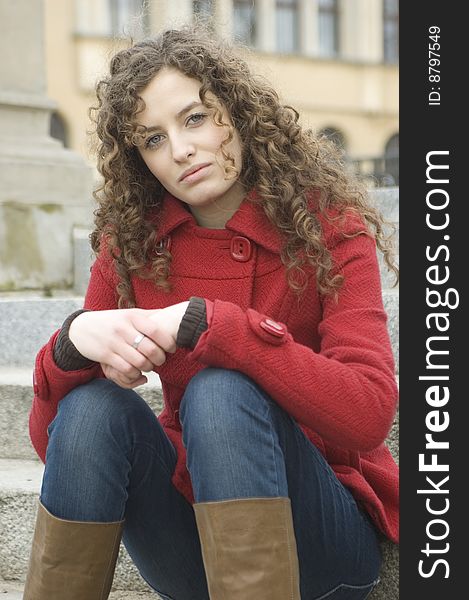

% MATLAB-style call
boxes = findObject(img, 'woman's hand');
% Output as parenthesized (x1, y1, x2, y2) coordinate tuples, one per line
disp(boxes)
(69, 308, 176, 387)
(147, 301, 190, 343)
(100, 363, 148, 389)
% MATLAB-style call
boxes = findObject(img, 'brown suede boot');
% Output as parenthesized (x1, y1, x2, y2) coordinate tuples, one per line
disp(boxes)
(194, 497, 301, 599)
(23, 501, 124, 600)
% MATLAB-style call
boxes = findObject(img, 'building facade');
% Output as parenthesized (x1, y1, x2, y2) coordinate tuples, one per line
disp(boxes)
(44, 0, 399, 185)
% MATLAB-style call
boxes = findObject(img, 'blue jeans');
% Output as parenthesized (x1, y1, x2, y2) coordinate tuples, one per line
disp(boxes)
(41, 368, 381, 600)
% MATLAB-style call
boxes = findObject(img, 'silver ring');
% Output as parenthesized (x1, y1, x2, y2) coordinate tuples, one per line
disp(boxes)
(132, 333, 145, 349)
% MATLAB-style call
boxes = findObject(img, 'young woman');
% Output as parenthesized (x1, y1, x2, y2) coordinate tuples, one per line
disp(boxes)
(24, 26, 399, 600)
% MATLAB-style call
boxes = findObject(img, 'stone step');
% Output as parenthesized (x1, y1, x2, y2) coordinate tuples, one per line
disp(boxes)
(0, 454, 398, 599)
(368, 186, 399, 291)
(383, 288, 399, 368)
(0, 289, 399, 370)
(0, 578, 156, 600)
(368, 187, 398, 223)
(0, 294, 83, 369)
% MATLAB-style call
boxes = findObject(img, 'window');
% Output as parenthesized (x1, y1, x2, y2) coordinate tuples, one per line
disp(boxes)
(193, 0, 214, 19)
(108, 0, 147, 37)
(233, 0, 256, 46)
(383, 0, 399, 63)
(75, 0, 147, 36)
(318, 0, 339, 58)
(276, 0, 299, 53)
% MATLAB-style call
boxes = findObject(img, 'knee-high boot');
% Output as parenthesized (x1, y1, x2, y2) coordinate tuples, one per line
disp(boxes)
(194, 496, 301, 599)
(23, 501, 124, 600)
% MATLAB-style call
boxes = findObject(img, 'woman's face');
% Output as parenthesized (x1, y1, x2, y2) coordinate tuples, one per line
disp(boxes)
(136, 68, 244, 227)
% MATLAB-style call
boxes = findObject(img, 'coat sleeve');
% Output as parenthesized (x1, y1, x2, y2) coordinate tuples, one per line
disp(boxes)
(191, 231, 398, 453)
(29, 256, 119, 462)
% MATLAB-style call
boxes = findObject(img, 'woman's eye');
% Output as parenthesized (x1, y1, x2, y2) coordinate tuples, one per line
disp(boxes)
(187, 112, 207, 125)
(145, 134, 164, 149)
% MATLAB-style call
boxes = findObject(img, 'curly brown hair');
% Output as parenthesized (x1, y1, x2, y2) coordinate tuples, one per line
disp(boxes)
(90, 25, 398, 308)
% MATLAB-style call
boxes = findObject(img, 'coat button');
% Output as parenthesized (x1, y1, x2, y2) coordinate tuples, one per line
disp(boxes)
(230, 236, 252, 262)
(260, 318, 286, 337)
(157, 235, 172, 253)
(33, 372, 39, 396)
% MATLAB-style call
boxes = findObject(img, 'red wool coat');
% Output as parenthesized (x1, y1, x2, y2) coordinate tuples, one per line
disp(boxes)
(30, 192, 399, 543)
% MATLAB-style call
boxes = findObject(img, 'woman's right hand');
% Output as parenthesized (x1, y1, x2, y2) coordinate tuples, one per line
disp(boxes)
(69, 309, 175, 387)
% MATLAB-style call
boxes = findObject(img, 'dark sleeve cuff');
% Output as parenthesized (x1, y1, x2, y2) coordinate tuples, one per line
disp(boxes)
(176, 297, 208, 349)
(53, 309, 96, 371)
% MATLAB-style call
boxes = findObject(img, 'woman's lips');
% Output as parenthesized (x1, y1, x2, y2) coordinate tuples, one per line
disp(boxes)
(180, 164, 211, 183)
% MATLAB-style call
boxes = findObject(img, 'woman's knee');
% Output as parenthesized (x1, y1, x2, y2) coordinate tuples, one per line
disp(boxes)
(181, 368, 257, 421)
(179, 368, 284, 448)
(46, 378, 152, 460)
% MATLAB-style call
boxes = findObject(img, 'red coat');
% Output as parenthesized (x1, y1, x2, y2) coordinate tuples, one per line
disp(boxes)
(30, 192, 399, 542)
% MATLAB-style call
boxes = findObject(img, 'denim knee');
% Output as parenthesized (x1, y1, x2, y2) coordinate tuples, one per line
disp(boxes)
(42, 378, 163, 520)
(179, 368, 290, 501)
(46, 378, 154, 464)
(180, 368, 266, 441)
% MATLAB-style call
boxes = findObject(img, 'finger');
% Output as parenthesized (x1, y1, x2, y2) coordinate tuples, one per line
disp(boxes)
(131, 314, 177, 354)
(120, 339, 165, 370)
(110, 331, 155, 371)
(141, 328, 177, 355)
(132, 335, 168, 367)
(107, 354, 144, 382)
(116, 374, 148, 389)
(104, 363, 148, 389)
(112, 375, 147, 389)
(101, 363, 113, 380)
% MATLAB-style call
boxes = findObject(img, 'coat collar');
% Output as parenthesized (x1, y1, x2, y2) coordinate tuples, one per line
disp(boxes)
(154, 191, 285, 254)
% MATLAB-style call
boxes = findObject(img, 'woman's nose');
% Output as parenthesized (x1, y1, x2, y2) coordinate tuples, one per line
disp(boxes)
(171, 135, 195, 162)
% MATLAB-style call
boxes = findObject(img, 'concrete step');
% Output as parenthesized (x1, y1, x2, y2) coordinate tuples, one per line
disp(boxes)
(0, 289, 398, 370)
(0, 456, 398, 599)
(0, 294, 83, 369)
(383, 288, 399, 369)
(368, 187, 398, 223)
(0, 578, 156, 599)
(369, 187, 399, 291)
